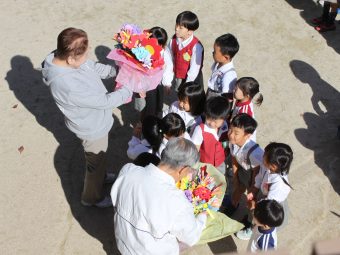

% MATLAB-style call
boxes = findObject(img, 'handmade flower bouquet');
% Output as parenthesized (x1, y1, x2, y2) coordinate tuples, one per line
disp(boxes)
(107, 24, 164, 93)
(177, 165, 223, 216)
(177, 163, 244, 244)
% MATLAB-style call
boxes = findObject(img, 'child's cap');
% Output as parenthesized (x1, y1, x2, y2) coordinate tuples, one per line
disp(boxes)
(254, 199, 284, 228)
(230, 113, 257, 134)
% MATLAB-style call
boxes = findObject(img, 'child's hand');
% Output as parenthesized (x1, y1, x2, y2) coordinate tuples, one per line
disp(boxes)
(247, 192, 254, 201)
(133, 122, 142, 138)
(139, 91, 146, 98)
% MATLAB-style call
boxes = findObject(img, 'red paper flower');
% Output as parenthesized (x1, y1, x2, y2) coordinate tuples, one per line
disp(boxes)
(193, 186, 212, 201)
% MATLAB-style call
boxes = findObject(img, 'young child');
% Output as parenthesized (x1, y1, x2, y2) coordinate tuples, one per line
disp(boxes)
(231, 77, 263, 119)
(134, 26, 173, 120)
(191, 96, 231, 174)
(169, 11, 204, 91)
(164, 81, 205, 134)
(127, 113, 185, 160)
(247, 199, 284, 252)
(312, 0, 339, 32)
(247, 142, 293, 230)
(206, 33, 239, 101)
(227, 113, 264, 240)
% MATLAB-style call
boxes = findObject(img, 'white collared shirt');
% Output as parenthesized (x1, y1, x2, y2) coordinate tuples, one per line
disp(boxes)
(111, 163, 207, 255)
(191, 122, 228, 146)
(162, 47, 174, 86)
(255, 166, 290, 203)
(168, 34, 203, 82)
(229, 139, 263, 170)
(127, 136, 153, 160)
(207, 62, 237, 93)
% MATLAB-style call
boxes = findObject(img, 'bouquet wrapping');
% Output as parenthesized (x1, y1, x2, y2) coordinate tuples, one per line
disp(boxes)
(107, 24, 164, 93)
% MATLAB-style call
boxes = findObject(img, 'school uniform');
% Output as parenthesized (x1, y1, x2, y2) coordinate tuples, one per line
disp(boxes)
(207, 61, 237, 100)
(230, 139, 264, 188)
(247, 226, 277, 252)
(191, 122, 228, 174)
(169, 34, 204, 90)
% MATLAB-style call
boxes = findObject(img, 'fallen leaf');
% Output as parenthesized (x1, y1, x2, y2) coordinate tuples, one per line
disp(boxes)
(12, 104, 18, 108)
(18, 146, 24, 154)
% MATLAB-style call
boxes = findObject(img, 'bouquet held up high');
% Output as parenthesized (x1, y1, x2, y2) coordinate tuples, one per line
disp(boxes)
(107, 24, 164, 93)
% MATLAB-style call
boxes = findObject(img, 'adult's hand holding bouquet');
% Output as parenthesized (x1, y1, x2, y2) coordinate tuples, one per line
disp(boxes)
(107, 24, 164, 93)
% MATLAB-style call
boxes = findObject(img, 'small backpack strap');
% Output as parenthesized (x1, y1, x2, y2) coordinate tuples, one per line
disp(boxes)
(246, 143, 259, 169)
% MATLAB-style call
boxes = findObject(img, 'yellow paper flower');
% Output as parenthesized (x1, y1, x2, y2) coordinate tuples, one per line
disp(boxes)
(183, 52, 191, 62)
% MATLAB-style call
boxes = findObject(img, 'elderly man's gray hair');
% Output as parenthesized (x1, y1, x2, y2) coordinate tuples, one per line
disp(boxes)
(160, 137, 199, 169)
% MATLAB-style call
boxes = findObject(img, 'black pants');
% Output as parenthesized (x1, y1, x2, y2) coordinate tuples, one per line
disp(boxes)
(144, 85, 164, 118)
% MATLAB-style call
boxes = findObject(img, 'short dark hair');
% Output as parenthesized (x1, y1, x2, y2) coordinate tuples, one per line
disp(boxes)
(149, 26, 168, 47)
(215, 33, 239, 58)
(178, 82, 206, 116)
(161, 113, 186, 138)
(56, 27, 88, 60)
(230, 113, 257, 134)
(176, 11, 199, 31)
(133, 152, 160, 167)
(236, 77, 263, 105)
(204, 96, 231, 120)
(254, 199, 284, 227)
(264, 142, 293, 175)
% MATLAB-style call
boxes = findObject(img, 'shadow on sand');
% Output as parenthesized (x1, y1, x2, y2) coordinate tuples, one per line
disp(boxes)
(290, 60, 340, 195)
(6, 54, 135, 254)
(285, 0, 340, 54)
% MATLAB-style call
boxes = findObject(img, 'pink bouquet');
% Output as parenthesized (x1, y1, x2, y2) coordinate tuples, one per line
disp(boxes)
(107, 24, 164, 93)
(177, 165, 223, 216)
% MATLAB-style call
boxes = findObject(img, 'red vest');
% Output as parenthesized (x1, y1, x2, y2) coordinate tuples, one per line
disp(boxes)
(199, 123, 227, 167)
(171, 35, 203, 79)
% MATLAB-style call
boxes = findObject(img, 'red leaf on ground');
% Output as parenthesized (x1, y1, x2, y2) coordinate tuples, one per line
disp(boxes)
(18, 146, 24, 154)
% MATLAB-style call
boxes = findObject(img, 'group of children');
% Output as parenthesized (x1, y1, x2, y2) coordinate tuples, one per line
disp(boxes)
(123, 11, 294, 252)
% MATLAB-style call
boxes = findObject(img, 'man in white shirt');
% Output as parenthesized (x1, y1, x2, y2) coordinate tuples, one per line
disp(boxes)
(111, 138, 207, 255)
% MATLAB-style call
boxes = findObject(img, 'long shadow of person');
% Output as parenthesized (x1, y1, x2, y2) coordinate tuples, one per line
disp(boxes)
(285, 0, 340, 54)
(6, 55, 123, 254)
(290, 60, 340, 194)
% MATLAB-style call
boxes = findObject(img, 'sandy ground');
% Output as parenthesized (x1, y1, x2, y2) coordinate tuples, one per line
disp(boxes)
(1, 0, 340, 254)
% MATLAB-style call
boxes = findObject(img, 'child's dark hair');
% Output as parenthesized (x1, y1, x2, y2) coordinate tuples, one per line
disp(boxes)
(176, 11, 199, 31)
(178, 81, 206, 116)
(230, 113, 257, 134)
(204, 96, 231, 120)
(264, 142, 294, 189)
(149, 27, 168, 47)
(142, 114, 185, 153)
(214, 33, 239, 59)
(162, 113, 186, 137)
(236, 77, 263, 106)
(142, 115, 163, 153)
(133, 152, 160, 167)
(254, 199, 284, 228)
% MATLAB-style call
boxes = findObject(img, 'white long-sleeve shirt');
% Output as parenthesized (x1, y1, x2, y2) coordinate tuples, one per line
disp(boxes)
(162, 47, 174, 86)
(111, 163, 207, 255)
(254, 166, 290, 203)
(126, 136, 153, 160)
(207, 61, 237, 93)
(168, 34, 203, 82)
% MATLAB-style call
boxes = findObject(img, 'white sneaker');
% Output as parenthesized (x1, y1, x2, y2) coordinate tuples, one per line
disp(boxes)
(81, 196, 113, 208)
(236, 227, 252, 240)
(104, 173, 116, 184)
